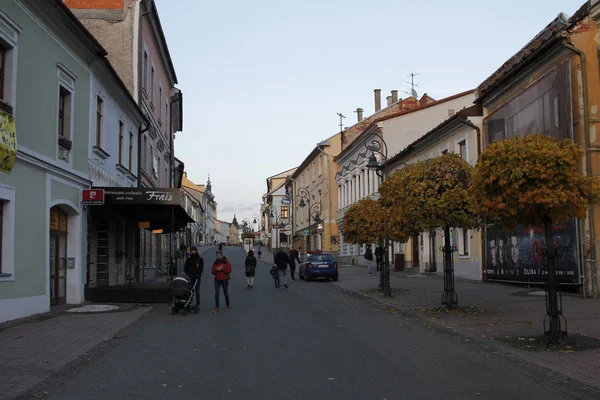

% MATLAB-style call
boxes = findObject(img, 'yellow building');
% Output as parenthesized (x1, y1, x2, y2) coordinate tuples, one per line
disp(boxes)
(474, 2, 600, 294)
(289, 135, 341, 256)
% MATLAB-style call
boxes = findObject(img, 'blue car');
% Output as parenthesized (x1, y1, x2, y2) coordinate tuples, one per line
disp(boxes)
(299, 252, 338, 281)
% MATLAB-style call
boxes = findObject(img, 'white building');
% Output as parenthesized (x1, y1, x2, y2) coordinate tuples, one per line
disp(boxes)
(336, 90, 476, 268)
(386, 105, 484, 280)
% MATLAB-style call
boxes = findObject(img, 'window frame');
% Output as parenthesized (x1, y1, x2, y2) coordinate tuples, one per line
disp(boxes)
(459, 228, 470, 258)
(0, 11, 21, 113)
(129, 131, 134, 171)
(118, 120, 124, 164)
(95, 95, 104, 148)
(0, 185, 15, 280)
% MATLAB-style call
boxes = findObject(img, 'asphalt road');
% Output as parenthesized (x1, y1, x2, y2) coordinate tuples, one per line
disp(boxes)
(47, 247, 592, 400)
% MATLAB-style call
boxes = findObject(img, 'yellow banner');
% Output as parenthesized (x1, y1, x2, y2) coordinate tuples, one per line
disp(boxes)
(0, 109, 17, 174)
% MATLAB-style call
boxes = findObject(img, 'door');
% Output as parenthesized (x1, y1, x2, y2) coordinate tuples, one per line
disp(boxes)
(49, 206, 68, 306)
(412, 234, 420, 270)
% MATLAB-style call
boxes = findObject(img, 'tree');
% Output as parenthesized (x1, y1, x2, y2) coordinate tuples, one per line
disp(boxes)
(342, 198, 385, 245)
(381, 153, 478, 309)
(470, 134, 600, 343)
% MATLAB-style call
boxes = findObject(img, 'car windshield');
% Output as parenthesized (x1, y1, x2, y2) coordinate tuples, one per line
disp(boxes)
(308, 254, 335, 262)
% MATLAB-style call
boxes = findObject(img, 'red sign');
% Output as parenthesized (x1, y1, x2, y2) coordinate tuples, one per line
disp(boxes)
(82, 189, 105, 205)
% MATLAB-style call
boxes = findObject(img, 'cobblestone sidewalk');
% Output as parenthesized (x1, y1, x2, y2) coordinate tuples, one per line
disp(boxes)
(333, 264, 600, 392)
(0, 305, 152, 400)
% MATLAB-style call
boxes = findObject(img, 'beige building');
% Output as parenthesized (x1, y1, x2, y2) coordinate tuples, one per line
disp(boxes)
(262, 167, 297, 251)
(289, 135, 341, 256)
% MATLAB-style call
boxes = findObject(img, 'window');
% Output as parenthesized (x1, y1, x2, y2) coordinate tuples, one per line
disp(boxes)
(129, 132, 134, 171)
(95, 96, 103, 147)
(57, 86, 72, 138)
(165, 102, 169, 132)
(458, 140, 466, 160)
(142, 135, 148, 170)
(158, 83, 162, 123)
(281, 206, 289, 219)
(0, 185, 15, 280)
(0, 46, 5, 102)
(459, 228, 470, 256)
(118, 121, 124, 164)
(150, 66, 155, 104)
(142, 50, 148, 91)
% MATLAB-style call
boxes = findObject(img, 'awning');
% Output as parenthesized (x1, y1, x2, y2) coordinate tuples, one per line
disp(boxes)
(94, 187, 195, 233)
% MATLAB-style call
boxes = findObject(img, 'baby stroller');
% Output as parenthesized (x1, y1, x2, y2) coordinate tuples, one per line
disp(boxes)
(171, 273, 198, 315)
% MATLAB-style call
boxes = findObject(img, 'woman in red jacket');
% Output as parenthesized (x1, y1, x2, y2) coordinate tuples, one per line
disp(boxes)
(211, 251, 232, 312)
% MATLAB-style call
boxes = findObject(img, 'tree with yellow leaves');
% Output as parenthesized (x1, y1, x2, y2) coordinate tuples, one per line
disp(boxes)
(381, 154, 478, 309)
(342, 198, 385, 246)
(471, 133, 600, 344)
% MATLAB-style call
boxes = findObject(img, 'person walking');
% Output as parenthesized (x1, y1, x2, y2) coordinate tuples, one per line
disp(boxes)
(288, 247, 301, 281)
(183, 247, 204, 309)
(245, 250, 257, 289)
(365, 244, 374, 274)
(211, 251, 232, 312)
(375, 245, 384, 272)
(274, 250, 289, 289)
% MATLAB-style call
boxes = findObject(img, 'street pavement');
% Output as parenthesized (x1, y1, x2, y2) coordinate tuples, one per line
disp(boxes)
(37, 246, 597, 400)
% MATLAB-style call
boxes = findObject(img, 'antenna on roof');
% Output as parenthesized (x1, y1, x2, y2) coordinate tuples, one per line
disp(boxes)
(336, 113, 346, 133)
(404, 72, 419, 98)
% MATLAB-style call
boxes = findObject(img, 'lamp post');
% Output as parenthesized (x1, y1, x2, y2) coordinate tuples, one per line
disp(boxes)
(296, 187, 324, 251)
(359, 127, 393, 297)
(264, 205, 283, 253)
(252, 212, 260, 248)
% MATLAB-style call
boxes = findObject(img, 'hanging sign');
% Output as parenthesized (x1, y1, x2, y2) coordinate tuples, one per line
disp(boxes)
(0, 109, 17, 174)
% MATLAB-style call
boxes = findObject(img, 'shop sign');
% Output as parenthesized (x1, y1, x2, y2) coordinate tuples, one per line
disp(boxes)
(0, 109, 17, 174)
(82, 189, 105, 205)
(99, 188, 182, 205)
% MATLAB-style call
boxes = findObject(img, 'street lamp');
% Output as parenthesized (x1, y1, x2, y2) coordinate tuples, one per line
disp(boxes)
(296, 187, 324, 251)
(359, 127, 393, 297)
(264, 205, 284, 253)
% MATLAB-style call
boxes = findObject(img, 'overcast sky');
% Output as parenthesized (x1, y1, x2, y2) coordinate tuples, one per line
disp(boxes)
(155, 0, 585, 225)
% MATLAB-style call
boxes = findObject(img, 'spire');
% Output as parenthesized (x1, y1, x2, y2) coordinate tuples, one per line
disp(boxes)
(206, 174, 212, 192)
(232, 214, 238, 227)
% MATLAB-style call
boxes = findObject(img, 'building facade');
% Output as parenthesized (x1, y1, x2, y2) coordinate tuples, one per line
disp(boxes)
(335, 91, 476, 268)
(474, 4, 600, 294)
(385, 105, 484, 280)
(64, 0, 184, 288)
(290, 137, 341, 256)
(0, 0, 105, 322)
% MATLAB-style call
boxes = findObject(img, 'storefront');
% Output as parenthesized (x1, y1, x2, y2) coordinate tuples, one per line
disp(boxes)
(85, 187, 194, 302)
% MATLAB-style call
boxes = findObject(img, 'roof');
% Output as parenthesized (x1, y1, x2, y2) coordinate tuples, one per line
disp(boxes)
(291, 133, 340, 179)
(384, 104, 483, 167)
(373, 89, 475, 123)
(474, 13, 571, 102)
(267, 166, 298, 180)
(335, 89, 475, 161)
(52, 0, 108, 57)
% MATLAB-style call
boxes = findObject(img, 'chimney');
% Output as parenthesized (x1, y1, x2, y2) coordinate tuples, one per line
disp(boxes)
(355, 108, 364, 122)
(374, 89, 381, 112)
(386, 96, 392, 106)
(391, 90, 398, 103)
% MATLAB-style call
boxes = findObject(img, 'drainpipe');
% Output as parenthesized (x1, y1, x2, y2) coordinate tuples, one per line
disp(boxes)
(137, 121, 150, 188)
(457, 117, 483, 280)
(561, 39, 597, 298)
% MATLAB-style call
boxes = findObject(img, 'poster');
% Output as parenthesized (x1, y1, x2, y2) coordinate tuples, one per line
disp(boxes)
(484, 219, 580, 283)
(0, 109, 17, 174)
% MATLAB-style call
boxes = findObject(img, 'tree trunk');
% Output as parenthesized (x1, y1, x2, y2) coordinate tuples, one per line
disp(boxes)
(442, 226, 458, 309)
(429, 229, 437, 272)
(382, 217, 392, 297)
(544, 217, 564, 344)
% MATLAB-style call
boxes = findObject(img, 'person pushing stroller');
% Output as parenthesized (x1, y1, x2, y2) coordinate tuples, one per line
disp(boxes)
(184, 247, 204, 309)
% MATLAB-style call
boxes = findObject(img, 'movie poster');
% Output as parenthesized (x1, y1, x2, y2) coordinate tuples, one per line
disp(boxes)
(484, 219, 580, 283)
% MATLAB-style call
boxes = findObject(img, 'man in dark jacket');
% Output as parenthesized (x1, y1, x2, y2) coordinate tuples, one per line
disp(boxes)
(274, 250, 289, 289)
(184, 247, 204, 308)
(288, 248, 301, 281)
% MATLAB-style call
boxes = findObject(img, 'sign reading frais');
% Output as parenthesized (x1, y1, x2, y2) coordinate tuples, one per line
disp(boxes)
(97, 188, 182, 205)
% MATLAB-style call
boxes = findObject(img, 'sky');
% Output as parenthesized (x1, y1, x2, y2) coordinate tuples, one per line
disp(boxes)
(155, 0, 585, 225)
